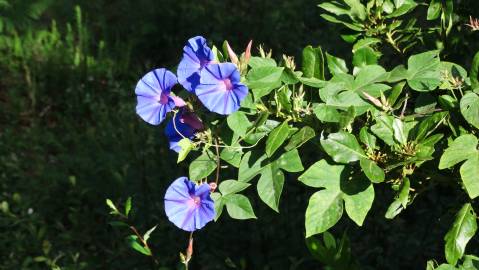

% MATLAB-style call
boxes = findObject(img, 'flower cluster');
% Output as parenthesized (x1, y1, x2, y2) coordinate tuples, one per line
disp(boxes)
(135, 36, 248, 153)
(134, 36, 249, 232)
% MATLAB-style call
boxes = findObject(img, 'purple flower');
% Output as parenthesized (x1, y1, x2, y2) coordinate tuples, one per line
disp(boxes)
(164, 177, 215, 232)
(165, 111, 203, 152)
(135, 68, 185, 125)
(177, 36, 215, 92)
(195, 63, 248, 115)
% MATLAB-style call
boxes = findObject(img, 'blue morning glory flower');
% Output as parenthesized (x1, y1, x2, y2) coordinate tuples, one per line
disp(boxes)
(177, 36, 215, 92)
(164, 177, 215, 232)
(195, 62, 248, 115)
(164, 111, 203, 152)
(135, 68, 185, 125)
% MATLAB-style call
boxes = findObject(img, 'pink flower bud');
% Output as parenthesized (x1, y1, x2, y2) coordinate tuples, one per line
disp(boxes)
(362, 92, 383, 108)
(209, 182, 217, 192)
(244, 40, 253, 64)
(186, 237, 193, 261)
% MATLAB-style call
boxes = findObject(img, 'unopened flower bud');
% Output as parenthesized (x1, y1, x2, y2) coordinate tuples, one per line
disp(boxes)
(209, 182, 217, 192)
(244, 40, 253, 64)
(226, 41, 239, 66)
(186, 237, 193, 262)
(362, 92, 383, 108)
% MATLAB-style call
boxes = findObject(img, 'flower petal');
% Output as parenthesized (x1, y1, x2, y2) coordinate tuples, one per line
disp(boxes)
(136, 96, 175, 125)
(195, 63, 248, 115)
(177, 36, 214, 92)
(171, 95, 186, 107)
(164, 177, 215, 232)
(135, 68, 177, 125)
(194, 183, 212, 199)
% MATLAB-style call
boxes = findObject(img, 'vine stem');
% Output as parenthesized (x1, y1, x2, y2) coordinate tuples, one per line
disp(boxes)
(172, 110, 187, 140)
(185, 232, 194, 270)
(214, 137, 220, 185)
(129, 226, 158, 265)
(400, 93, 409, 118)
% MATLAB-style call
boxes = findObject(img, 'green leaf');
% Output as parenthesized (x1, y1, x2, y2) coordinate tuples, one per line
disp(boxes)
(177, 138, 193, 163)
(386, 0, 418, 18)
(344, 0, 367, 21)
(352, 46, 379, 67)
(371, 115, 396, 146)
(265, 120, 290, 157)
(313, 103, 341, 123)
(406, 51, 441, 92)
(257, 164, 285, 212)
(125, 197, 132, 217)
(352, 38, 381, 53)
(427, 0, 441, 21)
(189, 151, 217, 181)
(285, 126, 316, 151)
(224, 194, 256, 219)
(125, 235, 151, 256)
(302, 45, 325, 80)
(326, 52, 349, 76)
(359, 159, 385, 183)
(321, 132, 367, 163)
(411, 112, 448, 142)
(218, 180, 250, 196)
(435, 264, 458, 270)
(387, 65, 408, 83)
(460, 92, 479, 129)
(385, 177, 410, 219)
(246, 66, 284, 91)
(275, 149, 304, 172)
(359, 127, 377, 150)
(299, 160, 343, 189)
(392, 118, 407, 145)
(227, 111, 252, 137)
(299, 77, 327, 88)
(471, 51, 479, 89)
(439, 135, 478, 169)
(460, 153, 479, 199)
(220, 147, 242, 168)
(238, 151, 267, 182)
(444, 203, 478, 266)
(385, 200, 403, 220)
(342, 178, 375, 226)
(320, 14, 364, 31)
(318, 2, 350, 16)
(106, 199, 119, 214)
(305, 189, 343, 237)
(394, 0, 405, 8)
(248, 56, 276, 69)
(143, 225, 157, 242)
(211, 192, 224, 221)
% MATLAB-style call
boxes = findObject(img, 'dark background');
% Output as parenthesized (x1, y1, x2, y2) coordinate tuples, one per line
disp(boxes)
(1, 0, 479, 269)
